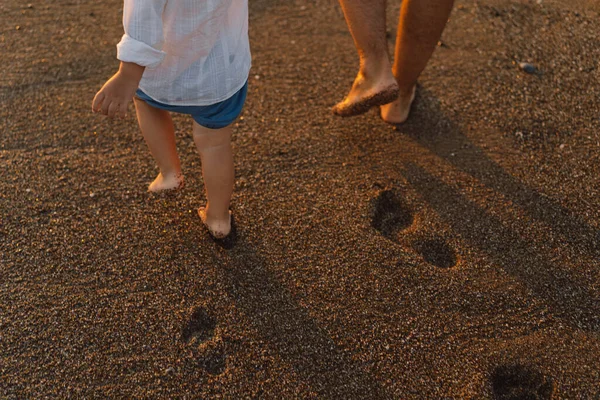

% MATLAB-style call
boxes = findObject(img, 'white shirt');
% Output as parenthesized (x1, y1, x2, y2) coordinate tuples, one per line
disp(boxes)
(116, 0, 251, 106)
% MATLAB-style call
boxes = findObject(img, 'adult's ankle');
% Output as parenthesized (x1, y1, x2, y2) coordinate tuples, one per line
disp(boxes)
(360, 55, 393, 82)
(397, 84, 416, 98)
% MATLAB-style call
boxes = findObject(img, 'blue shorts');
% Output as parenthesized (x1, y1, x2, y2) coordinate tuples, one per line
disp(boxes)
(134, 81, 248, 129)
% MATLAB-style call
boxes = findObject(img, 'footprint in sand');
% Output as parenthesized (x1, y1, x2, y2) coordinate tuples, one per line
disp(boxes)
(370, 189, 414, 239)
(371, 190, 458, 268)
(182, 306, 217, 344)
(491, 364, 554, 400)
(182, 306, 226, 375)
(202, 346, 227, 375)
(412, 235, 457, 269)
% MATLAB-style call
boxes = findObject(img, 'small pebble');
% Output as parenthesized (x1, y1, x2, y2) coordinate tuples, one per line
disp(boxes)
(165, 367, 175, 374)
(519, 62, 537, 74)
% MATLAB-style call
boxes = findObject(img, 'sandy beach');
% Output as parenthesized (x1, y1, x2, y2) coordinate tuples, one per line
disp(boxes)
(1, 0, 599, 398)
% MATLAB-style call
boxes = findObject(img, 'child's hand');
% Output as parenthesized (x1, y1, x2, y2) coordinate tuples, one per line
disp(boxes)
(92, 62, 145, 119)
(92, 72, 138, 119)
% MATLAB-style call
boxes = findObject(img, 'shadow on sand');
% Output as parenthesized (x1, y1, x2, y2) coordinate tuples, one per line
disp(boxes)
(201, 237, 392, 398)
(404, 90, 600, 259)
(398, 89, 599, 332)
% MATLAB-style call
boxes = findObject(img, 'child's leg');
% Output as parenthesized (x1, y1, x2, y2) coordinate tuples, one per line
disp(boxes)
(192, 121, 234, 238)
(134, 98, 183, 192)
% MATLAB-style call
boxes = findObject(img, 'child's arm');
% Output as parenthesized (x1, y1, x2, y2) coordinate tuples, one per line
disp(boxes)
(92, 61, 144, 118)
(92, 0, 167, 119)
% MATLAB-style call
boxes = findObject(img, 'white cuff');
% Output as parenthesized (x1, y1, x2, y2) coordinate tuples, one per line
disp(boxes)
(116, 34, 166, 68)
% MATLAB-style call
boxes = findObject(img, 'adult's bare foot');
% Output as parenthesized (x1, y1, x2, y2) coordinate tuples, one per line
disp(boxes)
(380, 85, 417, 124)
(332, 71, 399, 117)
(198, 207, 232, 239)
(148, 172, 184, 192)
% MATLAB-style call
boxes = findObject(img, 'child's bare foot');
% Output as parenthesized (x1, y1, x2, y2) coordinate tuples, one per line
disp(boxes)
(148, 172, 184, 192)
(380, 85, 417, 125)
(198, 207, 232, 239)
(333, 71, 399, 117)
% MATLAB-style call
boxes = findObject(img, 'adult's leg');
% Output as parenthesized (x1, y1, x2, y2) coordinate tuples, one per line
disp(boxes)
(134, 98, 183, 191)
(380, 0, 455, 124)
(193, 122, 234, 239)
(332, 0, 399, 117)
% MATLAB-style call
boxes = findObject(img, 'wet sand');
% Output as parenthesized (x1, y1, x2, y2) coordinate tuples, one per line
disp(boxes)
(1, 0, 599, 398)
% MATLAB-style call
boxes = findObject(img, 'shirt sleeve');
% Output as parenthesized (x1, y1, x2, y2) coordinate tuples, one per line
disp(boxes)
(116, 0, 168, 68)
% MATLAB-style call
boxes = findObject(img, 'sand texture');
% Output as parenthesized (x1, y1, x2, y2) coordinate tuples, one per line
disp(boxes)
(1, 0, 599, 398)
